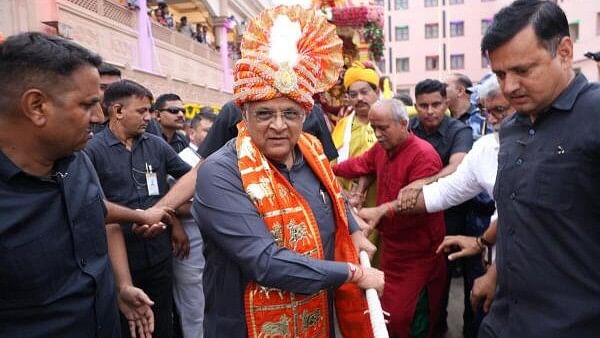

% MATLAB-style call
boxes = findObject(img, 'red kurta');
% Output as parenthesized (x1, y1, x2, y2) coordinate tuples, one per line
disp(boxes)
(333, 134, 447, 338)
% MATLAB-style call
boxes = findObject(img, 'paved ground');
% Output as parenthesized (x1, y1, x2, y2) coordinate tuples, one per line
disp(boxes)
(446, 276, 466, 338)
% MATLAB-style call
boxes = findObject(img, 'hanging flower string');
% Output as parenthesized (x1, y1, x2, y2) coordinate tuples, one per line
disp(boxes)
(330, 5, 384, 61)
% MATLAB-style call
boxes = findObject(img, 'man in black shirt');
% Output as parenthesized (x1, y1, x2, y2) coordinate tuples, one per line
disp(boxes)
(406, 79, 473, 334)
(479, 1, 600, 337)
(154, 93, 189, 153)
(91, 63, 122, 136)
(0, 32, 164, 338)
(86, 80, 192, 338)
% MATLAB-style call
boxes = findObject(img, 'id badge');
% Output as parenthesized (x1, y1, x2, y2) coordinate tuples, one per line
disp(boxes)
(146, 172, 159, 196)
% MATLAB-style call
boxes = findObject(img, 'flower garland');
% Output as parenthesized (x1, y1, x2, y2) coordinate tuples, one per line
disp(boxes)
(331, 6, 384, 61)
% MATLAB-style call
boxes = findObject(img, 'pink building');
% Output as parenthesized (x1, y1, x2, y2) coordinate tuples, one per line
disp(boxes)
(384, 0, 600, 97)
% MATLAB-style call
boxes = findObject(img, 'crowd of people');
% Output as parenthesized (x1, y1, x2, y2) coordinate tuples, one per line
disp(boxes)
(1, 1, 599, 338)
(123, 0, 213, 46)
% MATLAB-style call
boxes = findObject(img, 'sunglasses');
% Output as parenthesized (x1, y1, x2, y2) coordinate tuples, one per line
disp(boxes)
(160, 107, 185, 114)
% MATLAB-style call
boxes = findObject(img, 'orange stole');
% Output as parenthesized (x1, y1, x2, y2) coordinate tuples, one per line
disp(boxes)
(236, 121, 373, 338)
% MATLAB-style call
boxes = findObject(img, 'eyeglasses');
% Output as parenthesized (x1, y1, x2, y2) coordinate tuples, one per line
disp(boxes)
(160, 107, 185, 114)
(481, 105, 511, 118)
(347, 85, 374, 99)
(251, 110, 304, 124)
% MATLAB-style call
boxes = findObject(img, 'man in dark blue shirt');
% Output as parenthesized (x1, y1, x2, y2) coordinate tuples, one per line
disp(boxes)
(154, 93, 190, 153)
(479, 1, 600, 337)
(0, 32, 164, 338)
(86, 80, 192, 338)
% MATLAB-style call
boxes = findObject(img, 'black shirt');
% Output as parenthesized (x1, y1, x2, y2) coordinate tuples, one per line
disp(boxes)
(409, 115, 473, 166)
(145, 118, 163, 137)
(198, 100, 339, 161)
(0, 151, 120, 338)
(162, 130, 189, 154)
(480, 74, 600, 338)
(85, 128, 191, 271)
(410, 115, 474, 234)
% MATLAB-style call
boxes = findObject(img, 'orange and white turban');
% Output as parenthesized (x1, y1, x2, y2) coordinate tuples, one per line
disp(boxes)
(233, 5, 343, 111)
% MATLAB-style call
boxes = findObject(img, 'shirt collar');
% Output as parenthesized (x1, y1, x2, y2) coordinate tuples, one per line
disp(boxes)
(0, 150, 22, 181)
(0, 150, 76, 181)
(457, 104, 475, 122)
(273, 146, 304, 171)
(189, 143, 198, 152)
(414, 115, 450, 136)
(513, 73, 588, 126)
(104, 127, 147, 147)
(550, 73, 588, 112)
(435, 116, 450, 136)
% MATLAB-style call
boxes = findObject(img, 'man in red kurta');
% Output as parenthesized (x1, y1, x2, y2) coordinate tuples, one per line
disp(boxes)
(333, 99, 447, 338)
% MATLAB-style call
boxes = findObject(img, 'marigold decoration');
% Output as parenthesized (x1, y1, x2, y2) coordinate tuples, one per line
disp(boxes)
(233, 5, 343, 111)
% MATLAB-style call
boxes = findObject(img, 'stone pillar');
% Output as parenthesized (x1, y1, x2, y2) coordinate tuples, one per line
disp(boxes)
(213, 16, 233, 93)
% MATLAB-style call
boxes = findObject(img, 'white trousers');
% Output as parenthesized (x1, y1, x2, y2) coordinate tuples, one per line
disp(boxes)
(172, 218, 205, 338)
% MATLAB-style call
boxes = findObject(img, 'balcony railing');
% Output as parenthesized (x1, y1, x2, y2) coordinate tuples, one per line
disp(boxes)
(65, 0, 221, 65)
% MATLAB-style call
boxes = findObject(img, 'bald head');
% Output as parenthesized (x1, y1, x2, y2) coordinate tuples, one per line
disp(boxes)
(371, 99, 408, 122)
(369, 99, 409, 152)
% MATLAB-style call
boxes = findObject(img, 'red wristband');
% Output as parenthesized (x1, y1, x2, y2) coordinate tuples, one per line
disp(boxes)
(386, 203, 395, 218)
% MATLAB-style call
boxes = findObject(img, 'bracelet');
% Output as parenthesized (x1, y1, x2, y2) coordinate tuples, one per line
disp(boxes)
(386, 203, 396, 218)
(476, 236, 486, 251)
(347, 263, 358, 282)
(479, 236, 493, 247)
(347, 263, 364, 283)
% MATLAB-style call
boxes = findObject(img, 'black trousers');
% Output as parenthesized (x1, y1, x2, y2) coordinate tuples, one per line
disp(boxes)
(121, 257, 173, 338)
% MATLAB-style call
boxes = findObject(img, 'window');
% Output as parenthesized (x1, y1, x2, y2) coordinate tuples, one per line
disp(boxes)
(482, 55, 490, 68)
(425, 23, 439, 39)
(569, 22, 579, 41)
(450, 21, 464, 37)
(395, 0, 408, 10)
(449, 0, 464, 4)
(426, 55, 439, 71)
(481, 19, 492, 35)
(424, 0, 438, 7)
(451, 54, 464, 70)
(396, 57, 410, 72)
(395, 26, 409, 41)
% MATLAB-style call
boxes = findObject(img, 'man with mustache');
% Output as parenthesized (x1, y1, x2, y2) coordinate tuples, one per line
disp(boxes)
(85, 80, 193, 338)
(476, 1, 600, 336)
(191, 5, 382, 337)
(155, 93, 190, 153)
(331, 62, 379, 208)
(405, 79, 474, 334)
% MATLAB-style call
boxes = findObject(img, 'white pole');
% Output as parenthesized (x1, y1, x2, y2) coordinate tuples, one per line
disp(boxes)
(359, 251, 389, 338)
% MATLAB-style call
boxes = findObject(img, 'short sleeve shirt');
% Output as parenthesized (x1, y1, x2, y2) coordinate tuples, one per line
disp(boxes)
(0, 151, 120, 337)
(409, 115, 473, 165)
(85, 128, 191, 270)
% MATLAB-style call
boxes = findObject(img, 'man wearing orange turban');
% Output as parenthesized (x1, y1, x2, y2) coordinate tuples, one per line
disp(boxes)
(191, 5, 384, 338)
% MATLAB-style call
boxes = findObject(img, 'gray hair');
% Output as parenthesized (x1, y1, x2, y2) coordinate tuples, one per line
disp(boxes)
(477, 73, 501, 101)
(379, 99, 408, 122)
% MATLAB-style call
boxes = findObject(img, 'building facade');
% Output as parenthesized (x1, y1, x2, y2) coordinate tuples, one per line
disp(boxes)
(0, 0, 272, 106)
(384, 0, 600, 97)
